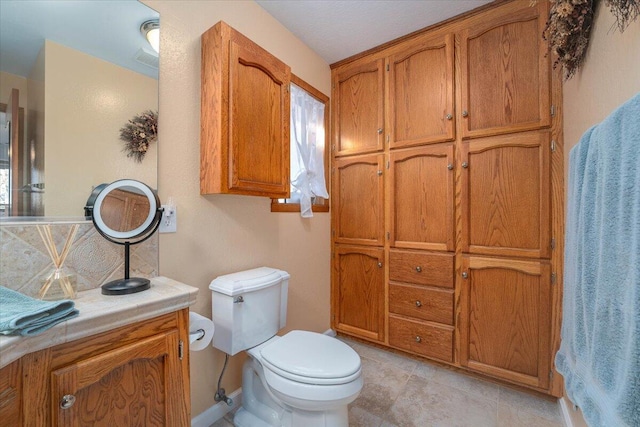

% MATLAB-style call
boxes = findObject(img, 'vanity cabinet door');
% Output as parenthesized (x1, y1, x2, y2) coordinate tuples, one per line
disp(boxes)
(0, 360, 22, 425)
(19, 310, 190, 427)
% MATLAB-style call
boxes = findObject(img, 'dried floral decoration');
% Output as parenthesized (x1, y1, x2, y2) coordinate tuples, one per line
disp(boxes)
(543, 0, 598, 80)
(120, 110, 158, 162)
(606, 0, 640, 31)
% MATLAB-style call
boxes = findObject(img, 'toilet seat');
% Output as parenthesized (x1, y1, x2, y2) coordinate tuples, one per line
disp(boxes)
(260, 330, 361, 385)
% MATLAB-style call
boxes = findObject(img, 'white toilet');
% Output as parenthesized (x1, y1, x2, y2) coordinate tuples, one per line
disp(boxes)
(210, 267, 363, 427)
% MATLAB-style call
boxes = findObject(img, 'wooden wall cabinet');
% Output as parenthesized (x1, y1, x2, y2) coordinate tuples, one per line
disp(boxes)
(331, 0, 562, 396)
(201, 21, 291, 198)
(5, 310, 190, 426)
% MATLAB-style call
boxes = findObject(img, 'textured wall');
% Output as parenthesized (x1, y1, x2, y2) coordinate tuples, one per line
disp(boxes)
(142, 0, 332, 418)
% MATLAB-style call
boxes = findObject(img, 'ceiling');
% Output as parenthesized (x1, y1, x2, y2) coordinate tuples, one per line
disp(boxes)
(0, 0, 159, 80)
(256, 0, 493, 65)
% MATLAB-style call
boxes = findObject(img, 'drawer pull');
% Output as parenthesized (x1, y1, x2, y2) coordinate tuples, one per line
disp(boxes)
(415, 336, 422, 343)
(60, 394, 76, 409)
(378, 262, 383, 268)
(415, 300, 422, 307)
(415, 266, 422, 273)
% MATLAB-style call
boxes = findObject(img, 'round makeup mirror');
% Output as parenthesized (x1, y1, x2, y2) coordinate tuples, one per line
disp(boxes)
(85, 179, 163, 295)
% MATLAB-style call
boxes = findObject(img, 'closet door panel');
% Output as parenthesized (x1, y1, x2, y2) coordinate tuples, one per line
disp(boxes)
(460, 1, 550, 138)
(390, 144, 454, 251)
(333, 154, 385, 246)
(388, 34, 454, 148)
(333, 60, 385, 156)
(461, 130, 551, 259)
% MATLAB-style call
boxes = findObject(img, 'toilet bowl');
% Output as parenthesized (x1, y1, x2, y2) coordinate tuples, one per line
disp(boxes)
(210, 268, 363, 427)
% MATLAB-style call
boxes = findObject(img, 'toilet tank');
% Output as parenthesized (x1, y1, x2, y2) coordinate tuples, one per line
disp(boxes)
(210, 267, 289, 356)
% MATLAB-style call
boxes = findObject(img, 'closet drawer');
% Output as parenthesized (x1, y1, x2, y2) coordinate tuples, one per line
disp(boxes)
(389, 315, 453, 362)
(389, 249, 453, 288)
(389, 283, 453, 325)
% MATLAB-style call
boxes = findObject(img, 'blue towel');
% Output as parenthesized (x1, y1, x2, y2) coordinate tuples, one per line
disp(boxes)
(0, 286, 79, 336)
(555, 92, 640, 427)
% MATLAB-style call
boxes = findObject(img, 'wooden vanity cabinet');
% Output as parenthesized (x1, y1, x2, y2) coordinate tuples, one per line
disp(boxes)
(201, 21, 291, 198)
(13, 309, 190, 426)
(0, 360, 22, 425)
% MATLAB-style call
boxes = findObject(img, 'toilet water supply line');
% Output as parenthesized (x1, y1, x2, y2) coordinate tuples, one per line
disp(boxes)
(215, 354, 233, 406)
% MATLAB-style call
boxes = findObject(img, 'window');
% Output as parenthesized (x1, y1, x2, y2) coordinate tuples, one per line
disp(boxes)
(271, 74, 330, 216)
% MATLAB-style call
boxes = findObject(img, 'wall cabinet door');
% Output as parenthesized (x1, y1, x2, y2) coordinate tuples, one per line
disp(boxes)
(388, 34, 455, 148)
(51, 330, 184, 427)
(461, 130, 551, 259)
(459, 1, 550, 139)
(333, 154, 385, 246)
(332, 59, 385, 156)
(389, 144, 454, 251)
(459, 256, 551, 389)
(201, 21, 291, 198)
(332, 245, 385, 342)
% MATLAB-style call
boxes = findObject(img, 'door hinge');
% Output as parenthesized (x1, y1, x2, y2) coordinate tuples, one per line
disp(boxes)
(386, 64, 389, 71)
(551, 238, 556, 250)
(551, 105, 556, 117)
(551, 272, 557, 285)
(386, 160, 390, 169)
(387, 231, 390, 240)
(332, 229, 336, 237)
(551, 140, 556, 152)
(549, 371, 554, 381)
(178, 339, 184, 360)
(386, 135, 390, 143)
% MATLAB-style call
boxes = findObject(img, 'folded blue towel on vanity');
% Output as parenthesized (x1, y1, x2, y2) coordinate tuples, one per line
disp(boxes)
(0, 286, 79, 336)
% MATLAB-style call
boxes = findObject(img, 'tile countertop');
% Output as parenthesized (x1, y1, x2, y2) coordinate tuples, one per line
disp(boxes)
(0, 276, 199, 369)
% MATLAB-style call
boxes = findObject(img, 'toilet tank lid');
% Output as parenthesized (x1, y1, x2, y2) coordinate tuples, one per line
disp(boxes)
(209, 267, 290, 296)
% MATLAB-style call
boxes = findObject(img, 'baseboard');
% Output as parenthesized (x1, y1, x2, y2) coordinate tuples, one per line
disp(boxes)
(191, 388, 243, 427)
(559, 396, 578, 427)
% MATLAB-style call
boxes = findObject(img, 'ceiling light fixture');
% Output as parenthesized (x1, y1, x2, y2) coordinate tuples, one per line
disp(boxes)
(140, 20, 160, 54)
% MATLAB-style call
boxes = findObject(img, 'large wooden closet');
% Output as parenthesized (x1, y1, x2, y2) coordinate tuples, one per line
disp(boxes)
(331, 0, 564, 396)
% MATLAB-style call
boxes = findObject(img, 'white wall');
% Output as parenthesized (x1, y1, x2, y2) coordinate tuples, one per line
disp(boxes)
(561, 6, 640, 427)
(142, 0, 332, 418)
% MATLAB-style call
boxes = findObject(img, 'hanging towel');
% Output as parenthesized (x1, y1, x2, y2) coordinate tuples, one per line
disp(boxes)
(0, 286, 79, 336)
(555, 92, 640, 427)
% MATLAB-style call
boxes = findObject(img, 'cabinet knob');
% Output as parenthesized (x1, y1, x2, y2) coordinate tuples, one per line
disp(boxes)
(377, 128, 383, 135)
(462, 271, 469, 279)
(462, 161, 469, 169)
(445, 114, 453, 120)
(415, 300, 422, 307)
(415, 266, 422, 273)
(377, 170, 383, 176)
(378, 262, 383, 268)
(462, 110, 469, 117)
(415, 336, 422, 343)
(60, 394, 76, 410)
(447, 163, 454, 170)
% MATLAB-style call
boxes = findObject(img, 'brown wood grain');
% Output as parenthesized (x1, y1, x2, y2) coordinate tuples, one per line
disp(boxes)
(333, 59, 385, 156)
(389, 249, 454, 288)
(333, 154, 385, 246)
(388, 315, 454, 362)
(461, 130, 551, 259)
(389, 283, 454, 325)
(388, 33, 455, 148)
(201, 21, 291, 197)
(389, 145, 455, 251)
(0, 360, 22, 425)
(333, 245, 385, 342)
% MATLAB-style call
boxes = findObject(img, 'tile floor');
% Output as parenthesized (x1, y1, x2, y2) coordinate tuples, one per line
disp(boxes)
(211, 337, 564, 427)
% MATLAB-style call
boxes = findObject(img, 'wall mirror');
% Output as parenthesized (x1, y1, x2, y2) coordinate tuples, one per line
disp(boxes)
(0, 1, 159, 219)
(85, 179, 162, 295)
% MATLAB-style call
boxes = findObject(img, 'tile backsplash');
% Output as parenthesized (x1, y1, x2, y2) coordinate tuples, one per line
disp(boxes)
(0, 220, 158, 298)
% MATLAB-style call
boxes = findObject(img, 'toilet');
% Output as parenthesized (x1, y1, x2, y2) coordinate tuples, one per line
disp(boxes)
(210, 267, 363, 427)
